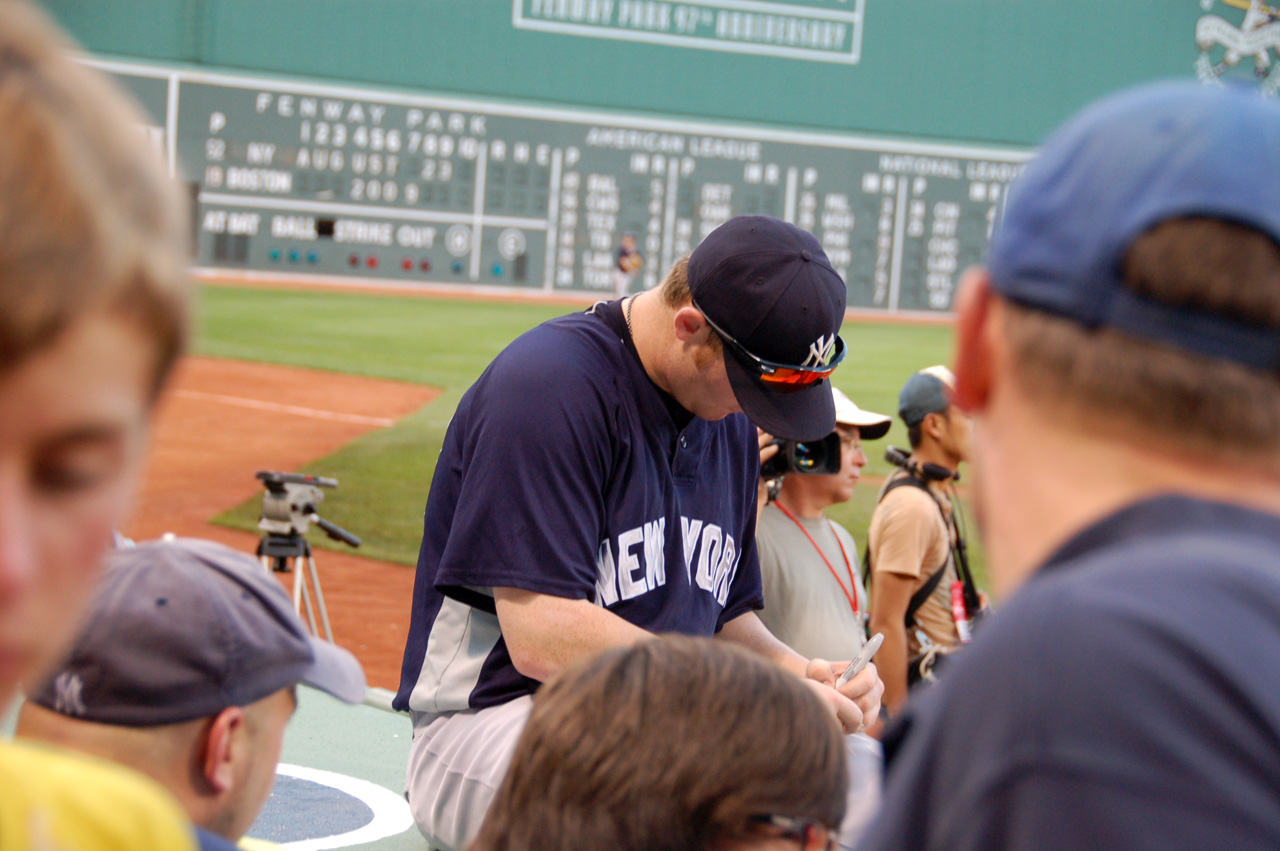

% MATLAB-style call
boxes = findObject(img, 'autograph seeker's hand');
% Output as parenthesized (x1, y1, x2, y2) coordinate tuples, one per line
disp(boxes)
(803, 657, 884, 733)
(758, 428, 780, 465)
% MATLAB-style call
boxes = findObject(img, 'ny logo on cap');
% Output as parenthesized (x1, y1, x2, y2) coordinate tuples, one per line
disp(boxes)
(52, 672, 86, 716)
(803, 334, 837, 368)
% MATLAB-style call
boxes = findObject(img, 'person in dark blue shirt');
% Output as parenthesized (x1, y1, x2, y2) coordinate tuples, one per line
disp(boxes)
(857, 81, 1280, 850)
(396, 216, 884, 850)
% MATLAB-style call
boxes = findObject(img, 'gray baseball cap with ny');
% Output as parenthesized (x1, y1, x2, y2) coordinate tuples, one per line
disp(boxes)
(30, 537, 366, 725)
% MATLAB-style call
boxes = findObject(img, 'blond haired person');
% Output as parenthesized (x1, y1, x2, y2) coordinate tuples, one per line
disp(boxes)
(0, 3, 201, 849)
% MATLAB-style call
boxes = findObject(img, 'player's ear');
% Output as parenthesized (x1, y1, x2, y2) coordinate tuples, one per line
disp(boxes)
(953, 266, 995, 414)
(672, 304, 711, 345)
(201, 706, 245, 793)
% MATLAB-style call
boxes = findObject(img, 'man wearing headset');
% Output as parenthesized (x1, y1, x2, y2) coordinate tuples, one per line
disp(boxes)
(867, 366, 973, 715)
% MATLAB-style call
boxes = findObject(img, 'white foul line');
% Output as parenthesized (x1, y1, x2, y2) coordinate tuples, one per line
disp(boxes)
(175, 390, 396, 427)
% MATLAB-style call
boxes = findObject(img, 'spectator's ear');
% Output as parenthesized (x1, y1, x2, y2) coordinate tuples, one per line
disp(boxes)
(201, 706, 245, 793)
(953, 267, 994, 415)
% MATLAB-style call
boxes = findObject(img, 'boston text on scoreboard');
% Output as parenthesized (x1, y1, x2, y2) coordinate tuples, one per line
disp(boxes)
(94, 58, 1027, 316)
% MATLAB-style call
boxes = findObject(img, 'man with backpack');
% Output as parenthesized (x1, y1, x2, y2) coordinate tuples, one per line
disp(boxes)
(867, 366, 979, 715)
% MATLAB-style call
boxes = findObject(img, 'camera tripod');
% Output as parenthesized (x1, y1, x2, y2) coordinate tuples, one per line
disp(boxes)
(258, 532, 335, 641)
(254, 470, 361, 643)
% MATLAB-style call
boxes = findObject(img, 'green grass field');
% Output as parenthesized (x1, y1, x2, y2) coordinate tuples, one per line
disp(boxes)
(201, 284, 987, 590)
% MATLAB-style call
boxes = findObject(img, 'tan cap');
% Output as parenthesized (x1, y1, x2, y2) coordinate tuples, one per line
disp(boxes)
(833, 388, 891, 440)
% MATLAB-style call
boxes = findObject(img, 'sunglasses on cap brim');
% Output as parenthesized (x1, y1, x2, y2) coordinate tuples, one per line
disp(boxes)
(693, 299, 847, 388)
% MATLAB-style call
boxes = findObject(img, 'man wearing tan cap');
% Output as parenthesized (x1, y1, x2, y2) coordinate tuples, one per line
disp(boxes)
(756, 388, 891, 662)
(755, 387, 892, 846)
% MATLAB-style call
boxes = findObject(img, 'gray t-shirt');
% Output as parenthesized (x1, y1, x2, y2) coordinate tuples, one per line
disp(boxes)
(756, 502, 868, 661)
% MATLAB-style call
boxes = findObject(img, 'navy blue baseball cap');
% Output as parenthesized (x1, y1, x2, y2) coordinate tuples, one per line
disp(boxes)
(31, 537, 366, 725)
(688, 215, 847, 442)
(989, 80, 1280, 369)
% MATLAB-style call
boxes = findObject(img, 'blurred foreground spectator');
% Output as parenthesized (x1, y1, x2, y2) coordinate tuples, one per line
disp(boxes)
(0, 1, 198, 847)
(859, 80, 1280, 850)
(470, 636, 850, 851)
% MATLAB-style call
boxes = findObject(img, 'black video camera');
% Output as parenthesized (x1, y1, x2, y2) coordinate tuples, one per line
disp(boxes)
(883, 446, 958, 483)
(760, 433, 842, 479)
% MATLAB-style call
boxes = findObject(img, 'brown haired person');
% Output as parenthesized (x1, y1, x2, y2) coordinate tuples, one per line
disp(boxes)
(857, 81, 1280, 850)
(0, 2, 202, 849)
(866, 366, 974, 715)
(470, 636, 848, 851)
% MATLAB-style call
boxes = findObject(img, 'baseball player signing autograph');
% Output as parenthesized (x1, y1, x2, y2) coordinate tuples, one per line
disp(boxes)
(395, 215, 884, 850)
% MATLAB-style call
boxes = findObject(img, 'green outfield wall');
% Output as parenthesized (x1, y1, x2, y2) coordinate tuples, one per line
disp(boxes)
(38, 1, 1280, 311)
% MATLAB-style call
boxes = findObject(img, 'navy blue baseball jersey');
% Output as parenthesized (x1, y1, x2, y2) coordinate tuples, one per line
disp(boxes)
(394, 300, 764, 714)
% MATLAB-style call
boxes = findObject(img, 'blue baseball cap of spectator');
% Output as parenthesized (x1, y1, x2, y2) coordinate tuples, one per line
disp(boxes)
(988, 80, 1280, 369)
(898, 366, 956, 427)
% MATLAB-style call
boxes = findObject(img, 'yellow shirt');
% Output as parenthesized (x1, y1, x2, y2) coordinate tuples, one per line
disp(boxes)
(0, 739, 197, 851)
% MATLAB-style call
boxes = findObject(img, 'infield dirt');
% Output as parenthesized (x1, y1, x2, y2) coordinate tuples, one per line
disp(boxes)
(125, 356, 439, 690)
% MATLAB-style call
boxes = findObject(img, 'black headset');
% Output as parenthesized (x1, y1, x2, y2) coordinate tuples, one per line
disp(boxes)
(884, 445, 959, 483)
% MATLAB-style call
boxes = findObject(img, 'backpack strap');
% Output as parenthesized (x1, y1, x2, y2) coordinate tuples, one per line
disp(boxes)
(867, 473, 951, 629)
(905, 548, 949, 628)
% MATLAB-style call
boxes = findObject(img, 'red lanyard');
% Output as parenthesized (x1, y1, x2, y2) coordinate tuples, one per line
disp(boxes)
(773, 501, 860, 618)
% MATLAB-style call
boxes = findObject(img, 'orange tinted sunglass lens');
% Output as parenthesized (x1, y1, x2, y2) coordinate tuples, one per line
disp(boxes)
(759, 368, 834, 386)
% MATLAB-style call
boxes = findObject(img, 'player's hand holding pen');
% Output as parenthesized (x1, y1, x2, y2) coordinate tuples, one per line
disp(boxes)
(802, 651, 884, 734)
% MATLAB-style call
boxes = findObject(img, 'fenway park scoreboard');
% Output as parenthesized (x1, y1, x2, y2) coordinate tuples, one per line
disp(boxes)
(63, 0, 1272, 314)
(105, 60, 1025, 314)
